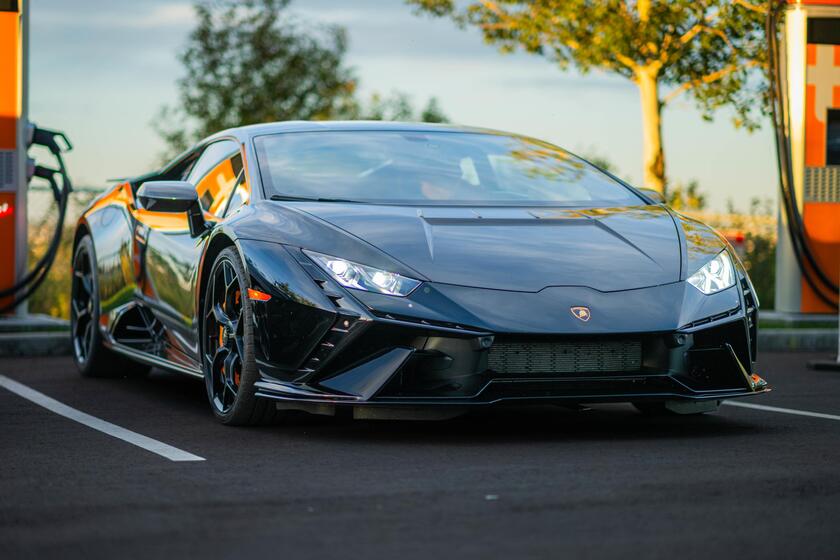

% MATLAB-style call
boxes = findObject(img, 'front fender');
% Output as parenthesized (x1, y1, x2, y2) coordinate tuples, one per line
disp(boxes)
(238, 239, 338, 381)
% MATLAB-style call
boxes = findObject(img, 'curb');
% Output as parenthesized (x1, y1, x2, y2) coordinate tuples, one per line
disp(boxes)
(0, 331, 72, 357)
(757, 329, 838, 353)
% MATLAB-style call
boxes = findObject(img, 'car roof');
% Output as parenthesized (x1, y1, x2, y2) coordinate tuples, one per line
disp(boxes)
(205, 120, 505, 143)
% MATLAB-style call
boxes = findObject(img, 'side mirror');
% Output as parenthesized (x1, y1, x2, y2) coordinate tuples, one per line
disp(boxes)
(137, 181, 210, 238)
(638, 188, 666, 204)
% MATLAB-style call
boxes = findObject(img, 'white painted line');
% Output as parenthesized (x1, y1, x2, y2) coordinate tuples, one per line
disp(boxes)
(724, 400, 840, 422)
(0, 375, 205, 462)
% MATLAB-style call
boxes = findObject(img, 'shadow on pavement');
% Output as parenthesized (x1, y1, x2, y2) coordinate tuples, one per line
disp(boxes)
(115, 367, 769, 446)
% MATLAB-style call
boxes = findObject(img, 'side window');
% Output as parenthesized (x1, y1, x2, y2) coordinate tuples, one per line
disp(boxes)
(224, 172, 251, 217)
(162, 152, 199, 181)
(187, 140, 241, 217)
(187, 140, 239, 185)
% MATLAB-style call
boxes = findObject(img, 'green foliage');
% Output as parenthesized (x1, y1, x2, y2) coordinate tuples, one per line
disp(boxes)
(25, 222, 76, 319)
(27, 192, 99, 319)
(743, 231, 775, 310)
(361, 92, 415, 121)
(419, 97, 449, 123)
(155, 0, 447, 161)
(336, 92, 449, 122)
(727, 196, 776, 308)
(408, 0, 769, 128)
(408, 1, 769, 193)
(154, 0, 354, 157)
(666, 180, 707, 211)
(579, 152, 618, 174)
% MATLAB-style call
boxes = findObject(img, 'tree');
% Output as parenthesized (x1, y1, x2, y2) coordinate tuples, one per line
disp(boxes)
(155, 0, 354, 157)
(407, 0, 768, 193)
(338, 91, 449, 122)
(156, 0, 447, 161)
(666, 179, 707, 211)
(420, 97, 449, 123)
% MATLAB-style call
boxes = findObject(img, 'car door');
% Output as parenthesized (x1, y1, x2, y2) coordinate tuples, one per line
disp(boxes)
(136, 139, 244, 369)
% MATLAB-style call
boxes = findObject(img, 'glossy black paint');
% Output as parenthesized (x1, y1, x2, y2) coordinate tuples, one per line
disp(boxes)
(284, 203, 682, 292)
(351, 280, 741, 334)
(137, 181, 209, 238)
(239, 239, 338, 378)
(74, 121, 766, 411)
(137, 181, 198, 212)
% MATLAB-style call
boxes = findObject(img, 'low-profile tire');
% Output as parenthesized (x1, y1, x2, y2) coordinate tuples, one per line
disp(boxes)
(201, 247, 283, 426)
(71, 235, 150, 378)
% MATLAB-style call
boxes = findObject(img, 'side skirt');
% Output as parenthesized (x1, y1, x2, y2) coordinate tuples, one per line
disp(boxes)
(107, 342, 204, 379)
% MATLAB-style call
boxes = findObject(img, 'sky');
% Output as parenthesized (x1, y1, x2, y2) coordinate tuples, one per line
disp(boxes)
(28, 0, 778, 212)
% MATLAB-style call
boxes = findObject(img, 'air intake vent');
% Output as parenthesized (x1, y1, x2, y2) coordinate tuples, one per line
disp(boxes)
(488, 339, 642, 375)
(741, 276, 758, 361)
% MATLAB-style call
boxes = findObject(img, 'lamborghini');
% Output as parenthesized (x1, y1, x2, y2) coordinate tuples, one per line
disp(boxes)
(71, 121, 768, 424)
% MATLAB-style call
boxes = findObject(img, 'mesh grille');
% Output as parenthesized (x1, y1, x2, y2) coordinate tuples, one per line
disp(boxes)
(804, 167, 840, 202)
(488, 339, 642, 375)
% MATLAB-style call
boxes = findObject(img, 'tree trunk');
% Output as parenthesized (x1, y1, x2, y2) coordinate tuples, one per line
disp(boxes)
(636, 66, 666, 193)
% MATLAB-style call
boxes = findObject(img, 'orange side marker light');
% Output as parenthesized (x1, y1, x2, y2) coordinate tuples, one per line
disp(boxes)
(247, 288, 272, 302)
(750, 374, 768, 390)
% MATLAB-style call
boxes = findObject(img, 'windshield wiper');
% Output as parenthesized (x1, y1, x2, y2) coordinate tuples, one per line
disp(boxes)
(270, 194, 365, 204)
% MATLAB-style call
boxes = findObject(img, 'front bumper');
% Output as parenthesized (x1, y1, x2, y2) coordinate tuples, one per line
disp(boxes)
(252, 325, 769, 408)
(243, 242, 766, 408)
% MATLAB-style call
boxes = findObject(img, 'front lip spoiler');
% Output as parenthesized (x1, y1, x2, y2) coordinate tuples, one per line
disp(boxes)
(254, 376, 771, 407)
(254, 380, 361, 401)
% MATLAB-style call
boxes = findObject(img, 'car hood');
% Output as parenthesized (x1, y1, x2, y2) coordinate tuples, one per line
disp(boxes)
(289, 203, 682, 292)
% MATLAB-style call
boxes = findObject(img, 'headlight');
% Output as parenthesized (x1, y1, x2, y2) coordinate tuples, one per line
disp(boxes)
(687, 250, 735, 295)
(305, 251, 421, 297)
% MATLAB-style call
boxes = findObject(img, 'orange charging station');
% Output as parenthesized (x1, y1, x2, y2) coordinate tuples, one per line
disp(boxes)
(0, 0, 27, 314)
(776, 0, 840, 313)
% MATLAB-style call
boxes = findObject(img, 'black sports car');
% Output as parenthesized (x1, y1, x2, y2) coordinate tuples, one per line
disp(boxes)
(71, 121, 768, 424)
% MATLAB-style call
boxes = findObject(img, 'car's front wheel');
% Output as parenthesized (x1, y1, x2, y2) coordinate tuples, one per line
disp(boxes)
(202, 247, 283, 426)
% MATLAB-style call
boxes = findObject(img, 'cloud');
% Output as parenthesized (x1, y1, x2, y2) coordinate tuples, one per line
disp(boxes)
(125, 4, 196, 28)
(35, 2, 195, 30)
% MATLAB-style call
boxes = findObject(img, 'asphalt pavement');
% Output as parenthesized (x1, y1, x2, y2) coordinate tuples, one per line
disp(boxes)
(2, 352, 840, 559)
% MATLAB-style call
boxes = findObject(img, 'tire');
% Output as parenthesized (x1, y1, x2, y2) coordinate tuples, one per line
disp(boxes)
(201, 247, 283, 426)
(71, 235, 150, 378)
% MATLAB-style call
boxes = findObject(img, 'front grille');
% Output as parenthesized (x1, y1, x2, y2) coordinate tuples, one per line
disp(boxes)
(488, 339, 642, 375)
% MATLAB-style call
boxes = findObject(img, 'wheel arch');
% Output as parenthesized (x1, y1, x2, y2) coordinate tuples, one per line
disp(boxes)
(72, 219, 91, 253)
(195, 231, 246, 369)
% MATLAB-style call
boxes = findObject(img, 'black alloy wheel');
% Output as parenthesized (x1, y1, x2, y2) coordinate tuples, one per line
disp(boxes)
(71, 240, 96, 365)
(71, 235, 149, 378)
(204, 257, 245, 414)
(202, 247, 281, 425)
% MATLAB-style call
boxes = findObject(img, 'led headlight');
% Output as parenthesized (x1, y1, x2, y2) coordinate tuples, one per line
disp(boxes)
(687, 250, 736, 295)
(305, 251, 421, 297)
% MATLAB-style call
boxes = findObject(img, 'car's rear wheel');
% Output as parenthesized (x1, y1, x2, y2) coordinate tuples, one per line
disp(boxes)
(202, 247, 283, 426)
(71, 235, 149, 378)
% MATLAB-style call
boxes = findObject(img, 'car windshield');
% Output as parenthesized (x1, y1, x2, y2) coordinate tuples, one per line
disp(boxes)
(254, 130, 643, 206)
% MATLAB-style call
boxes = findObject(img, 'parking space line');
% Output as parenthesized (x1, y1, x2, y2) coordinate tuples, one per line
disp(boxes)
(724, 400, 840, 422)
(0, 375, 205, 462)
